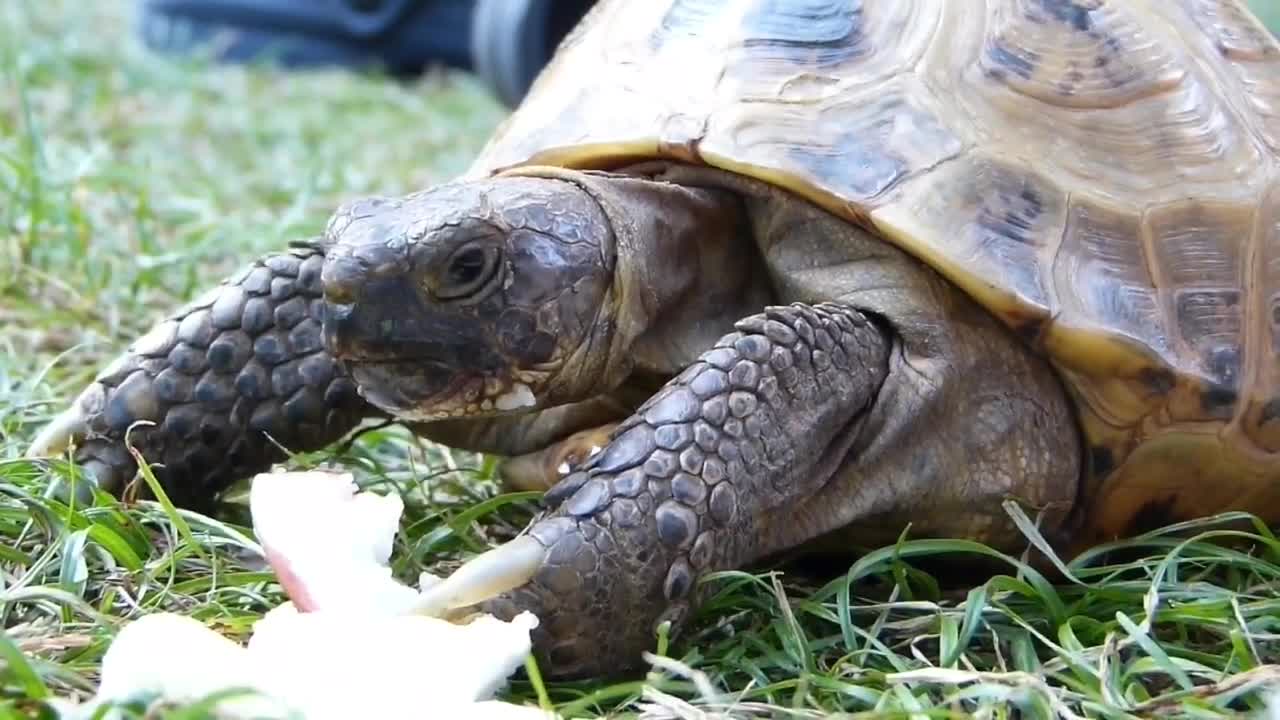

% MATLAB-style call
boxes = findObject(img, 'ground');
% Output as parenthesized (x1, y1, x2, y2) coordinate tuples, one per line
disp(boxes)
(5, 2, 1280, 718)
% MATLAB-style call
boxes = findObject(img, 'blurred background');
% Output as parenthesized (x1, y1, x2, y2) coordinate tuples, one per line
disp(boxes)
(135, 0, 598, 110)
(1254, 0, 1280, 31)
(134, 0, 1280, 111)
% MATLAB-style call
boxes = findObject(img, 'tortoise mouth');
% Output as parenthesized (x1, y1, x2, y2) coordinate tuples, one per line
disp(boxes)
(346, 360, 539, 421)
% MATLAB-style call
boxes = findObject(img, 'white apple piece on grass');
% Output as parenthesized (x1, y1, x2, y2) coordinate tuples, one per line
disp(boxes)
(55, 470, 555, 720)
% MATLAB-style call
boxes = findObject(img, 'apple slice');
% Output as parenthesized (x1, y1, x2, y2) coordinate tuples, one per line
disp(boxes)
(60, 470, 555, 720)
(249, 469, 420, 614)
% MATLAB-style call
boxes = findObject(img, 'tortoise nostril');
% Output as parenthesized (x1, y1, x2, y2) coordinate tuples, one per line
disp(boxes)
(323, 282, 358, 306)
(320, 260, 365, 306)
(331, 285, 358, 306)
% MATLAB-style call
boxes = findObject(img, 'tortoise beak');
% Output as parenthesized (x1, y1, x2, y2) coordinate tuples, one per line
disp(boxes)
(320, 273, 484, 417)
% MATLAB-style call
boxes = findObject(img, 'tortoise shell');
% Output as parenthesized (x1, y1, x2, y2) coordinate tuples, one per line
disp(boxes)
(464, 0, 1280, 543)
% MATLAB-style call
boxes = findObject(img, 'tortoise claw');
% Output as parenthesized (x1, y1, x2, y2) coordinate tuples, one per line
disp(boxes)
(498, 423, 617, 492)
(412, 535, 548, 617)
(27, 406, 88, 459)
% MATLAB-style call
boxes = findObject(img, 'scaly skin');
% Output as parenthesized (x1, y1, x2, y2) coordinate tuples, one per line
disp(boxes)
(57, 243, 371, 508)
(483, 303, 890, 675)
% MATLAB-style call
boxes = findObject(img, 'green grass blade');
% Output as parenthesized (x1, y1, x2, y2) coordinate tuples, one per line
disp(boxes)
(0, 631, 48, 700)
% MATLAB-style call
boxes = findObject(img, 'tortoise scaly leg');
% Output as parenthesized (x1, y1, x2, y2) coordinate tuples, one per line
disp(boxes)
(418, 302, 892, 673)
(29, 243, 374, 508)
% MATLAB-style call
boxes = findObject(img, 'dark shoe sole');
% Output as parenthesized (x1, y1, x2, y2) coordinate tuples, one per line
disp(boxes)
(137, 0, 475, 77)
(136, 0, 598, 107)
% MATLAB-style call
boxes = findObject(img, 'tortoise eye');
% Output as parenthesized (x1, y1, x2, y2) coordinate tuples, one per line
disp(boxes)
(437, 244, 500, 300)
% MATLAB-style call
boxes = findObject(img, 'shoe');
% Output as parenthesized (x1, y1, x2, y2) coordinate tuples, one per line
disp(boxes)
(137, 0, 475, 78)
(137, 0, 597, 108)
(469, 0, 595, 108)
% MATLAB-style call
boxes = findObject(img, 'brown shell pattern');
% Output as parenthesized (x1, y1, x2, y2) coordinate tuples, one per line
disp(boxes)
(466, 0, 1280, 541)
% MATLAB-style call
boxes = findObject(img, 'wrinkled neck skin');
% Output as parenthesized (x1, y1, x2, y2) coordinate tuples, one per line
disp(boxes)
(516, 165, 774, 406)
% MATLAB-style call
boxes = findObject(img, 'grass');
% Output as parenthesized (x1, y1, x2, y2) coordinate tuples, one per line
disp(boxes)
(5, 1, 1280, 718)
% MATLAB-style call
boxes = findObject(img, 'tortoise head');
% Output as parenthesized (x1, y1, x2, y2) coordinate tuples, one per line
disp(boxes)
(320, 172, 616, 421)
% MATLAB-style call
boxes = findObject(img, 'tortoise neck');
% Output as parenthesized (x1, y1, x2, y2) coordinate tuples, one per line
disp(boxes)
(568, 168, 773, 386)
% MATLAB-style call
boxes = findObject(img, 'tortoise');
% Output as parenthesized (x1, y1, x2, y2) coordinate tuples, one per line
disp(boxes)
(29, 0, 1280, 678)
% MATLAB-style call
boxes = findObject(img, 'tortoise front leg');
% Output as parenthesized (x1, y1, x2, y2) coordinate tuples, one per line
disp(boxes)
(521, 303, 894, 674)
(28, 243, 375, 509)
(413, 302, 889, 675)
